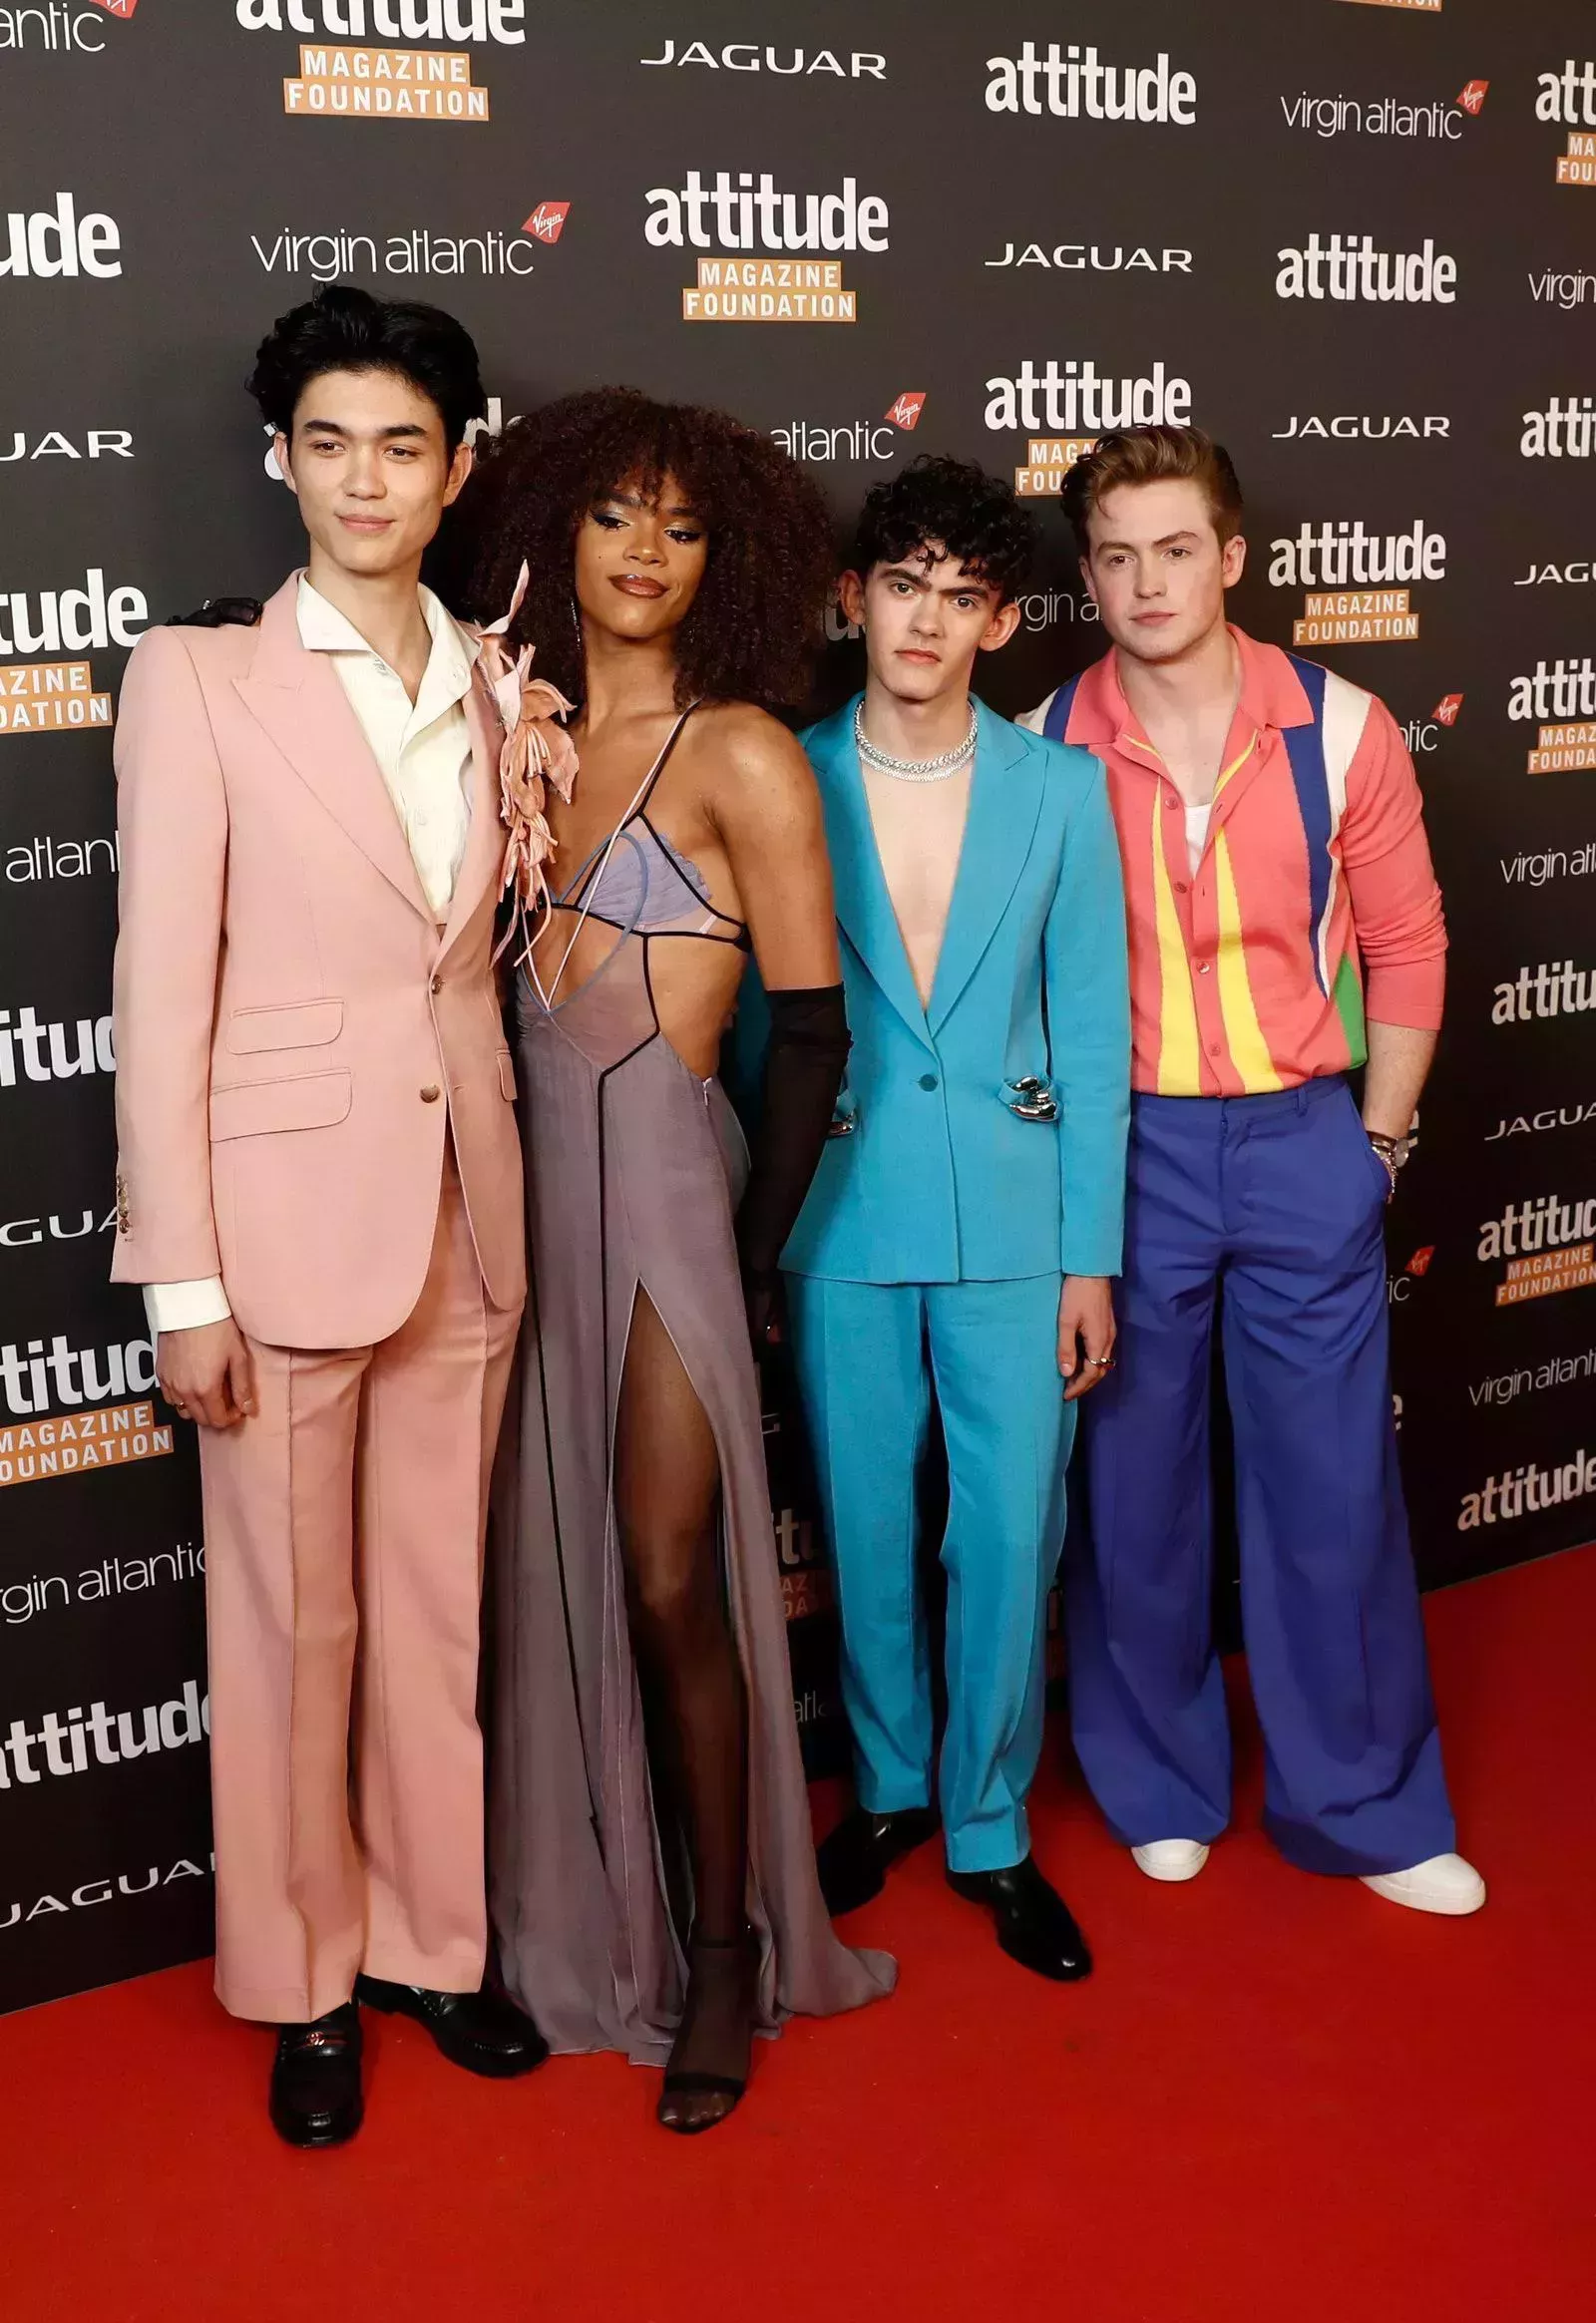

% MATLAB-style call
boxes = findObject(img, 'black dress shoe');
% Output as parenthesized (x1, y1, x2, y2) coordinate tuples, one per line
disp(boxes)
(354, 1977, 549, 2079)
(269, 2003, 363, 2148)
(816, 1805, 941, 1916)
(947, 1855, 1093, 1982)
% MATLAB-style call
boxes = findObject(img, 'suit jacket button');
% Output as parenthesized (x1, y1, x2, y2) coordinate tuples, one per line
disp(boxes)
(420, 1084, 441, 1102)
(430, 974, 444, 994)
(918, 1072, 939, 1091)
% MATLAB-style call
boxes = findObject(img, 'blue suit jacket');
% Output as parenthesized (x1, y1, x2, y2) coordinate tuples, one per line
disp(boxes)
(736, 694, 1130, 1286)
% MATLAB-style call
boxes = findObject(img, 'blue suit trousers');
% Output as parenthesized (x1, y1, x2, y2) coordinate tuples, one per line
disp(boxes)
(1067, 1076, 1455, 1876)
(787, 1273, 1070, 1874)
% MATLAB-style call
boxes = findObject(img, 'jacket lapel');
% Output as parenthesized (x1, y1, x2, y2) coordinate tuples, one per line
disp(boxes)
(808, 698, 935, 1054)
(232, 575, 433, 924)
(927, 701, 1045, 1032)
(437, 664, 505, 960)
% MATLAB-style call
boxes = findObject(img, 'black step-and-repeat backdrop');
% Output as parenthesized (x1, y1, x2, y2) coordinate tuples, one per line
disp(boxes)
(3, 0, 1593, 2013)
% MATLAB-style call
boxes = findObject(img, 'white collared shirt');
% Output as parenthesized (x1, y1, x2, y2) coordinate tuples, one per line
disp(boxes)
(142, 581, 480, 1338)
(296, 575, 479, 922)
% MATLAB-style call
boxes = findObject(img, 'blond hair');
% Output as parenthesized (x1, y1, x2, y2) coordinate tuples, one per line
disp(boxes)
(1062, 426, 1243, 556)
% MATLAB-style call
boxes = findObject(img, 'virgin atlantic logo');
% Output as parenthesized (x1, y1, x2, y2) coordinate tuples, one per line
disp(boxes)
(524, 201, 570, 244)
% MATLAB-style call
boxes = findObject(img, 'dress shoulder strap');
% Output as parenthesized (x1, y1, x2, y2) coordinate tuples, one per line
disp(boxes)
(632, 699, 703, 818)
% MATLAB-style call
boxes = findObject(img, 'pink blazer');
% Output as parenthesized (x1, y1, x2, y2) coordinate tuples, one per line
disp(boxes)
(110, 576, 527, 1349)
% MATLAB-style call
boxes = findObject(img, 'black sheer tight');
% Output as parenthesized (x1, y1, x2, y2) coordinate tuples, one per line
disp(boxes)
(614, 1288, 755, 2131)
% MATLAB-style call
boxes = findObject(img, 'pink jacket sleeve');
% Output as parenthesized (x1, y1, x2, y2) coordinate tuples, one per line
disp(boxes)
(110, 627, 229, 1288)
(1339, 696, 1446, 1032)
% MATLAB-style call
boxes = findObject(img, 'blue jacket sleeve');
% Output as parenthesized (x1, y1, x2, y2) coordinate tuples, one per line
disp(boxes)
(1043, 750, 1131, 1277)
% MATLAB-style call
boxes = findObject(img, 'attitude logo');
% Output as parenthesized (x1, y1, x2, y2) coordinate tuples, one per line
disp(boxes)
(0, 1, 137, 52)
(1279, 78, 1483, 141)
(1491, 957, 1596, 1025)
(1275, 233, 1457, 303)
(235, 1, 528, 124)
(985, 358, 1192, 496)
(1457, 1443, 1596, 1534)
(985, 42, 1197, 125)
(0, 193, 121, 279)
(648, 171, 889, 324)
(0, 1368, 173, 1490)
(0, 1680, 205, 1781)
(1268, 519, 1444, 645)
(0, 569, 146, 737)
(1536, 59, 1596, 187)
(1520, 394, 1595, 458)
(1477, 1190, 1596, 1306)
(772, 391, 925, 466)
(1507, 657, 1596, 774)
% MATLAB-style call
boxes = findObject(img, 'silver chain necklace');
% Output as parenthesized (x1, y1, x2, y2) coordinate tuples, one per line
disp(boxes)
(854, 700, 978, 783)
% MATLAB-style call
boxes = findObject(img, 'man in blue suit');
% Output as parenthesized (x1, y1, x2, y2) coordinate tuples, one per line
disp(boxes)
(781, 458, 1130, 1979)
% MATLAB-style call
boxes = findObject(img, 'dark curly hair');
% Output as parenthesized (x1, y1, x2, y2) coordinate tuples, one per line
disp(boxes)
(853, 454, 1036, 604)
(246, 284, 487, 455)
(443, 387, 835, 709)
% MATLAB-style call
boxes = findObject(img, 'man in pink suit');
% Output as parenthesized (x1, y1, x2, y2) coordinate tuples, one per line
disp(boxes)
(111, 287, 544, 2146)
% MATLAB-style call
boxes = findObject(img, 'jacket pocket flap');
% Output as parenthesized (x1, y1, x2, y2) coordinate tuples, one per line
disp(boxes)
(210, 1069, 353, 1142)
(498, 1053, 518, 1101)
(225, 999, 344, 1055)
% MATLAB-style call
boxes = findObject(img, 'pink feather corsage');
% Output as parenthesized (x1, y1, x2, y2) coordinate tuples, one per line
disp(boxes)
(466, 560, 578, 951)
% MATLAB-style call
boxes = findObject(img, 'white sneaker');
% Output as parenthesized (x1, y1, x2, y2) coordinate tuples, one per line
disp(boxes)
(1360, 1853, 1486, 1916)
(1130, 1839, 1210, 1883)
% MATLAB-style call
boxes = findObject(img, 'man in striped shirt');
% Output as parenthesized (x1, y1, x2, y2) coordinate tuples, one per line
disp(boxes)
(1023, 426, 1484, 1917)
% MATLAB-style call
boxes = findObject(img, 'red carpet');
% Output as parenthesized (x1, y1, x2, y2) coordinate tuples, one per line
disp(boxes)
(3, 1547, 1594, 2323)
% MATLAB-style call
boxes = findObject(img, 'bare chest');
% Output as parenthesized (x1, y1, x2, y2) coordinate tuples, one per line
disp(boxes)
(862, 764, 973, 1005)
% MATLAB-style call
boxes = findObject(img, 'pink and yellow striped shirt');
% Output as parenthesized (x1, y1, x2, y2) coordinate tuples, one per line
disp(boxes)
(1023, 627, 1445, 1097)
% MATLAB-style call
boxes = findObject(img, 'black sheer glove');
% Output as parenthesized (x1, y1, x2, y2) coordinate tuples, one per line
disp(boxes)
(735, 984, 850, 1351)
(164, 597, 262, 628)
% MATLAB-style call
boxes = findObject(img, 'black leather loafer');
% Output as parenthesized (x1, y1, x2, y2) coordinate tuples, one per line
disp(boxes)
(816, 1805, 942, 1916)
(947, 1855, 1093, 1982)
(269, 2003, 363, 2148)
(354, 1977, 549, 2078)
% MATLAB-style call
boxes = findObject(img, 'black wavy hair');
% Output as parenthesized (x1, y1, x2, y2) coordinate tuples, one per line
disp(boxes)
(442, 386, 835, 710)
(246, 284, 487, 454)
(852, 453, 1036, 603)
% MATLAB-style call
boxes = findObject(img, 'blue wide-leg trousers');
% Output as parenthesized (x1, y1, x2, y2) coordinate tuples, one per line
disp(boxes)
(1067, 1077, 1455, 1876)
(786, 1273, 1070, 1874)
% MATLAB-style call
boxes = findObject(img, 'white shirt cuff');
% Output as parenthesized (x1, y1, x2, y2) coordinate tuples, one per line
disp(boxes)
(143, 1278, 232, 1336)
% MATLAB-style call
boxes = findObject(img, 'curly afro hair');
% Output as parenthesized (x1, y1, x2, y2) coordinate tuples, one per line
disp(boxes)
(442, 386, 837, 710)
(853, 454, 1036, 604)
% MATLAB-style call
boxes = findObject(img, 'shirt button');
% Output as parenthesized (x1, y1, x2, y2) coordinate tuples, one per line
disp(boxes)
(420, 1084, 441, 1103)
(919, 1072, 939, 1091)
(1174, 880, 1189, 894)
(1207, 1042, 1221, 1057)
(430, 974, 444, 994)
(1197, 962, 1212, 975)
